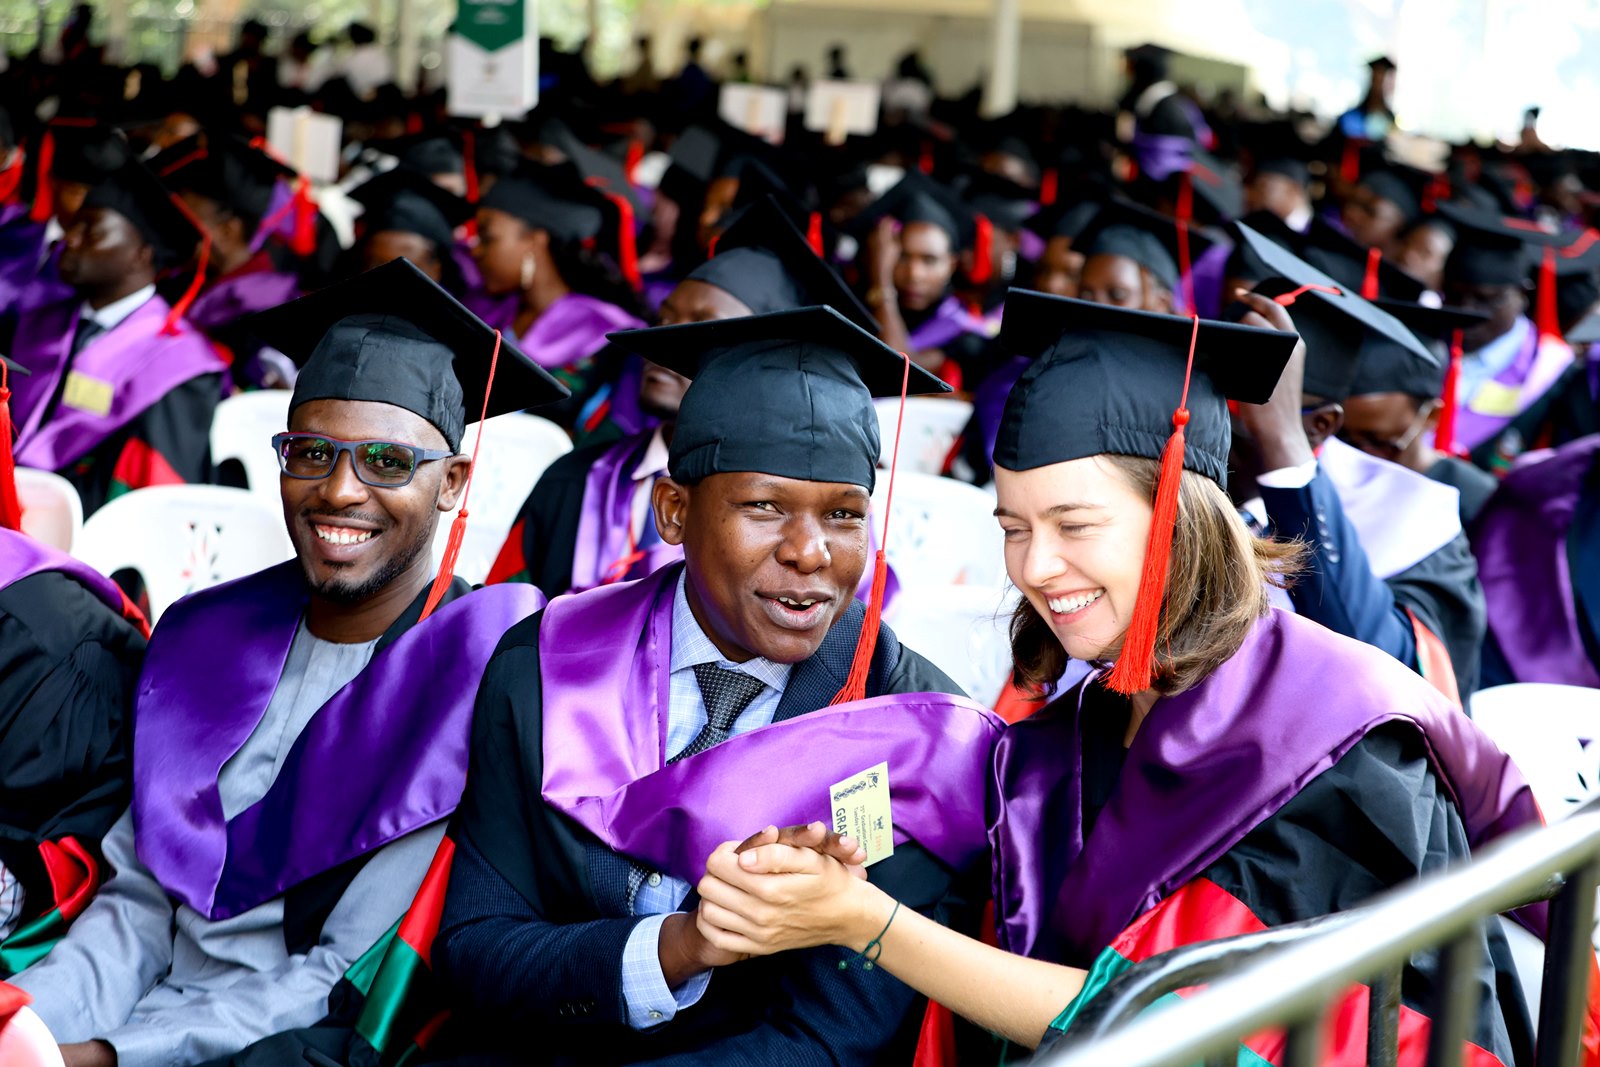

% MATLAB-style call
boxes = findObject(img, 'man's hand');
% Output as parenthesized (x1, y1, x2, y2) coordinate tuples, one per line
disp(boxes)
(60, 1041, 117, 1067)
(658, 907, 745, 988)
(735, 822, 868, 879)
(1231, 289, 1316, 472)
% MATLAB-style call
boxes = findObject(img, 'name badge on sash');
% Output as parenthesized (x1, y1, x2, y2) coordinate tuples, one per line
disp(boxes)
(830, 762, 894, 866)
(62, 371, 114, 416)
(1468, 381, 1522, 417)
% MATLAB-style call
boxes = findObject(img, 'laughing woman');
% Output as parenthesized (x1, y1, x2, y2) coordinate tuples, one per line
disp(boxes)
(693, 290, 1550, 1064)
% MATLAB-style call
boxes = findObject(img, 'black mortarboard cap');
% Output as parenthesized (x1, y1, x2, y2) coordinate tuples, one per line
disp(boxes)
(246, 259, 569, 452)
(607, 306, 949, 492)
(1300, 216, 1428, 301)
(1178, 147, 1244, 223)
(1350, 299, 1484, 400)
(690, 194, 877, 331)
(1240, 119, 1315, 187)
(851, 171, 977, 250)
(366, 132, 466, 178)
(1359, 167, 1423, 222)
(994, 289, 1298, 486)
(1231, 223, 1433, 402)
(657, 124, 722, 206)
(1024, 197, 1101, 242)
(1437, 200, 1559, 287)
(80, 156, 201, 268)
(961, 169, 1037, 233)
(349, 167, 473, 252)
(152, 132, 295, 228)
(1568, 306, 1600, 347)
(478, 161, 608, 243)
(46, 122, 130, 185)
(1076, 195, 1217, 294)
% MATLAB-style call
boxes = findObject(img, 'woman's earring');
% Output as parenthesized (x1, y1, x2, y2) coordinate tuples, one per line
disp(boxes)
(520, 252, 536, 289)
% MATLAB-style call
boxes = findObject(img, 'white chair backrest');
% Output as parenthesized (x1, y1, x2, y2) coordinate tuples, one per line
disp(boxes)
(430, 413, 573, 585)
(874, 397, 974, 476)
(209, 389, 292, 496)
(15, 468, 83, 552)
(872, 470, 1005, 589)
(0, 1002, 66, 1067)
(887, 583, 1018, 705)
(1471, 683, 1600, 822)
(74, 485, 292, 624)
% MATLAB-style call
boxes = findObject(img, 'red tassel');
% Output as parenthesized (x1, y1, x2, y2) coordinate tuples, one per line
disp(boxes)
(1340, 139, 1361, 184)
(830, 350, 913, 706)
(419, 330, 503, 622)
(1423, 173, 1450, 214)
(918, 142, 935, 175)
(0, 359, 23, 531)
(1174, 216, 1195, 314)
(290, 176, 317, 259)
(806, 211, 824, 257)
(406, 112, 424, 135)
(1362, 246, 1382, 300)
(1105, 315, 1199, 696)
(30, 129, 55, 223)
(1435, 328, 1463, 457)
(624, 139, 644, 185)
(0, 149, 25, 205)
(461, 129, 480, 241)
(162, 192, 211, 335)
(970, 213, 993, 286)
(598, 189, 641, 290)
(1536, 245, 1559, 341)
(1039, 167, 1058, 207)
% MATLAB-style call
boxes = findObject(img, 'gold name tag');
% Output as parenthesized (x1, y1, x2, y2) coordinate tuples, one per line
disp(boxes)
(830, 761, 894, 866)
(62, 371, 114, 417)
(1468, 381, 1522, 417)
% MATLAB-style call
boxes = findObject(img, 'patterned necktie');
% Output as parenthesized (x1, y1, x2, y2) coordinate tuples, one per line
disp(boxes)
(625, 664, 769, 912)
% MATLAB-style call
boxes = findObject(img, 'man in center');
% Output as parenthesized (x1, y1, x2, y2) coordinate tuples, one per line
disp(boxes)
(432, 307, 1002, 1065)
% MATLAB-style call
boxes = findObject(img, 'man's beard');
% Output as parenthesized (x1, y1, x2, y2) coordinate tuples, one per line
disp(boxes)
(303, 519, 435, 605)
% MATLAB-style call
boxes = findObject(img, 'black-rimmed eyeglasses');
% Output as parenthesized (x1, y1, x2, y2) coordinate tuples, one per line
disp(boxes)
(271, 433, 455, 488)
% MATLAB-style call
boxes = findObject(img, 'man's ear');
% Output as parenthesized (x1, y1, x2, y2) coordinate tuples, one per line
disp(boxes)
(1422, 399, 1443, 432)
(1301, 402, 1345, 450)
(436, 455, 473, 513)
(652, 476, 690, 548)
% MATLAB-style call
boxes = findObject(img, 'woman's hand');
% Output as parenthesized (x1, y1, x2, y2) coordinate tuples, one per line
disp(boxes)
(733, 821, 868, 878)
(865, 216, 902, 289)
(694, 840, 892, 958)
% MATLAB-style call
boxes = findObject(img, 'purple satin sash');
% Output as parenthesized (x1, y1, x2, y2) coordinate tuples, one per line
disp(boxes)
(0, 527, 129, 612)
(11, 296, 226, 471)
(907, 295, 988, 352)
(569, 433, 681, 592)
(133, 561, 545, 919)
(991, 609, 1540, 964)
(538, 566, 1001, 880)
(1130, 131, 1196, 182)
(1318, 437, 1463, 580)
(1456, 326, 1574, 451)
(186, 268, 302, 334)
(1471, 437, 1600, 688)
(974, 356, 1030, 471)
(519, 292, 644, 370)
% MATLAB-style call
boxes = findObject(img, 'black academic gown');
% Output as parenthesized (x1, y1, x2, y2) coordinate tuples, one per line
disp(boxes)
(0, 569, 145, 966)
(1427, 455, 1499, 529)
(513, 437, 644, 600)
(427, 587, 981, 1066)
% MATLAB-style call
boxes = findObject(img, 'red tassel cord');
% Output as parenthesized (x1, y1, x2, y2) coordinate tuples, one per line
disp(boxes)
(290, 175, 317, 259)
(969, 213, 994, 286)
(1434, 328, 1463, 457)
(1039, 168, 1058, 207)
(419, 330, 503, 621)
(1273, 282, 1344, 307)
(0, 359, 23, 531)
(1106, 314, 1199, 695)
(162, 192, 212, 335)
(0, 148, 25, 205)
(806, 211, 824, 257)
(624, 139, 644, 185)
(918, 142, 935, 175)
(1535, 246, 1560, 341)
(830, 350, 913, 706)
(29, 128, 55, 223)
(1174, 173, 1195, 313)
(597, 188, 641, 291)
(1340, 139, 1361, 185)
(461, 128, 480, 241)
(1362, 245, 1382, 300)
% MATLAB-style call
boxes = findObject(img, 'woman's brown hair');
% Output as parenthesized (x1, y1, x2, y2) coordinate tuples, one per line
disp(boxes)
(1010, 454, 1304, 698)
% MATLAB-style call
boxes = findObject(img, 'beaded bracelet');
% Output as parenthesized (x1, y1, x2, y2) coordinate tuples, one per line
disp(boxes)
(838, 900, 901, 971)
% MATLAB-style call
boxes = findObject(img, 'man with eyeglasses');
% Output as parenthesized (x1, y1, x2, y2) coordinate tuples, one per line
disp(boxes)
(10, 261, 564, 1067)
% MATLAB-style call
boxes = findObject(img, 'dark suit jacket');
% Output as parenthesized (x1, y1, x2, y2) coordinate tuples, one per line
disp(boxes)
(429, 583, 980, 1066)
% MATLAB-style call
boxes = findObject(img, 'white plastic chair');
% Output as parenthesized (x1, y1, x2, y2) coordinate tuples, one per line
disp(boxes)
(209, 389, 292, 497)
(430, 413, 573, 585)
(887, 584, 1019, 705)
(74, 485, 293, 624)
(0, 999, 64, 1067)
(874, 397, 974, 476)
(872, 470, 1006, 589)
(1471, 683, 1600, 822)
(15, 468, 83, 552)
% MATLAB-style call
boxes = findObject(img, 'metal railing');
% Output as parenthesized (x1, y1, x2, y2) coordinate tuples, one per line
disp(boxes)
(1036, 804, 1600, 1067)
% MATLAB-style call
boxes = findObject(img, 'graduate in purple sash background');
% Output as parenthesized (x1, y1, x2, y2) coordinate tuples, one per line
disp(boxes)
(10, 261, 563, 1067)
(8, 154, 225, 518)
(486, 194, 890, 602)
(691, 292, 1544, 1065)
(431, 306, 1000, 1066)
(151, 133, 307, 390)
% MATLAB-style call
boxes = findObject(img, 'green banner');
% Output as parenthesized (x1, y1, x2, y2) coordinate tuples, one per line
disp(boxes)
(456, 0, 526, 54)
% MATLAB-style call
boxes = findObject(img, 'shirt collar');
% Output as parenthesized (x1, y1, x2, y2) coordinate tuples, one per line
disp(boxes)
(669, 571, 791, 693)
(1465, 314, 1532, 376)
(632, 426, 671, 483)
(82, 284, 157, 333)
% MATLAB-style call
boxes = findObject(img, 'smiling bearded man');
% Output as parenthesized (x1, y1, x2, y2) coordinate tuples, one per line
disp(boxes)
(9, 261, 562, 1067)
(426, 306, 1003, 1066)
